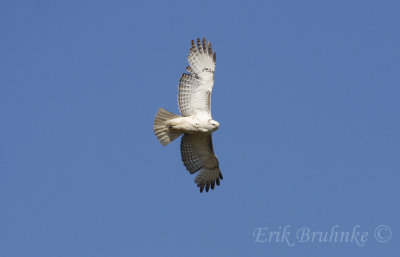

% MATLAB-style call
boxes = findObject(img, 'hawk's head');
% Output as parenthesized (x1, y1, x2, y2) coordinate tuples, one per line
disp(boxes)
(208, 119, 220, 132)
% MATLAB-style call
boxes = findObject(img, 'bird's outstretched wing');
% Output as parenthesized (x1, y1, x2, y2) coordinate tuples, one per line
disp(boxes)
(178, 38, 216, 117)
(180, 134, 222, 192)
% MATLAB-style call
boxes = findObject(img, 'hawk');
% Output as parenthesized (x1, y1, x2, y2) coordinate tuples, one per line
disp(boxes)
(153, 38, 222, 193)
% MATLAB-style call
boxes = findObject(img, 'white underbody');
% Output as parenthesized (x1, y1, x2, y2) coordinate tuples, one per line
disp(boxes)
(166, 115, 219, 134)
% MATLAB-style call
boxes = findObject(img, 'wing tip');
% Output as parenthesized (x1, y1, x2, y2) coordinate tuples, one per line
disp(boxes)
(190, 37, 215, 57)
(195, 171, 223, 193)
(196, 38, 202, 53)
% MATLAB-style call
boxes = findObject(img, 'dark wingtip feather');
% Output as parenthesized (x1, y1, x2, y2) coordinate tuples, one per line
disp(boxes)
(197, 38, 202, 53)
(200, 186, 204, 193)
(216, 177, 220, 185)
(211, 181, 215, 190)
(219, 173, 223, 180)
(206, 184, 210, 192)
(202, 38, 207, 54)
(213, 52, 216, 63)
(208, 42, 212, 56)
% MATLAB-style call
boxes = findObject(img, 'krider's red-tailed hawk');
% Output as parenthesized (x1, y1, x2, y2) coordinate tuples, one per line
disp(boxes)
(153, 38, 222, 193)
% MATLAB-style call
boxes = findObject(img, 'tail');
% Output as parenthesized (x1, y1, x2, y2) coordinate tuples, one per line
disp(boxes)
(154, 108, 183, 146)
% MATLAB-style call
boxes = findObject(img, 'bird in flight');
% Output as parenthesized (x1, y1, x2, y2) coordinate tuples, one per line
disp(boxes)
(153, 38, 222, 193)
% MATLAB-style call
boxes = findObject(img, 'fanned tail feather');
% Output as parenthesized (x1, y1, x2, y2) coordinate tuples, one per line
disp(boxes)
(154, 108, 182, 146)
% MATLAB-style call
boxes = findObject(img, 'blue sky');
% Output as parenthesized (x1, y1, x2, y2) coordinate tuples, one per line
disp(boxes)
(1, 0, 399, 256)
